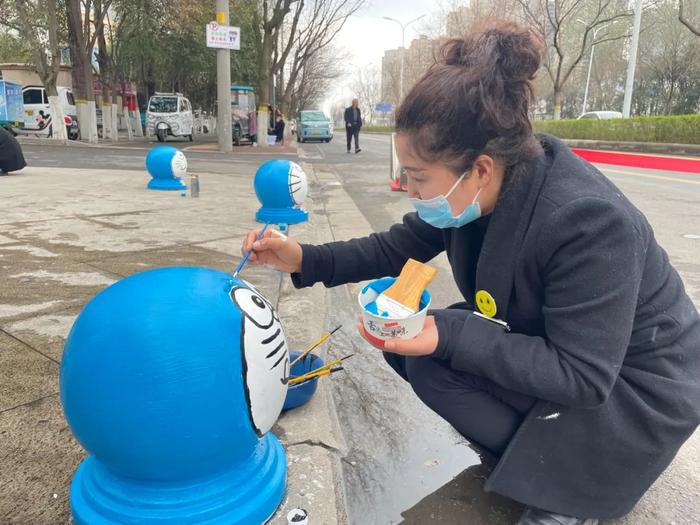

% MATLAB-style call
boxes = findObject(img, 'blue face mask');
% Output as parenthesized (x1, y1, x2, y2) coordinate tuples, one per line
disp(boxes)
(409, 173, 482, 229)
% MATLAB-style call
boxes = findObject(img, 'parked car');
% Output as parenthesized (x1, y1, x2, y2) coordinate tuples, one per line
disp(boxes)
(577, 111, 623, 120)
(21, 85, 80, 140)
(146, 92, 194, 142)
(296, 110, 333, 143)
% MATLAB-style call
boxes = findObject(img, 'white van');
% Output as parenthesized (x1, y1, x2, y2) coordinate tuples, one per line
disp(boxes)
(21, 85, 80, 140)
(146, 92, 194, 142)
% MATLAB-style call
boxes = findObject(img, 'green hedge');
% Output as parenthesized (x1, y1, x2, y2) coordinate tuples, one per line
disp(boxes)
(532, 114, 700, 145)
(341, 115, 700, 144)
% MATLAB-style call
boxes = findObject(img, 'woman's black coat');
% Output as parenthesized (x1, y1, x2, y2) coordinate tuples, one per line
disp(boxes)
(0, 126, 26, 173)
(292, 135, 700, 518)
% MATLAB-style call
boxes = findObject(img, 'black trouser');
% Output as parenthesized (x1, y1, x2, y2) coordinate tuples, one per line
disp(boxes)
(383, 352, 536, 456)
(346, 125, 360, 151)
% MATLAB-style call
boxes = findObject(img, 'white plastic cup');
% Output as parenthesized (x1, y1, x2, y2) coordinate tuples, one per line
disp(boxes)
(358, 276, 431, 348)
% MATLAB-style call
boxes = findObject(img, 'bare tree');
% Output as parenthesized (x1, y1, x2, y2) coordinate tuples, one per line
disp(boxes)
(287, 44, 346, 116)
(0, 0, 68, 139)
(352, 64, 381, 124)
(515, 0, 631, 119)
(66, 0, 112, 143)
(253, 0, 303, 133)
(279, 0, 363, 115)
(679, 0, 700, 37)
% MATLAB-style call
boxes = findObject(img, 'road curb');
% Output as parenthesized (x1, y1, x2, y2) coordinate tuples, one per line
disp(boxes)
(268, 161, 349, 525)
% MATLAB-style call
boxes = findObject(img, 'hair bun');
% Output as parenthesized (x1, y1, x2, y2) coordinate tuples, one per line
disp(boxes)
(443, 20, 543, 83)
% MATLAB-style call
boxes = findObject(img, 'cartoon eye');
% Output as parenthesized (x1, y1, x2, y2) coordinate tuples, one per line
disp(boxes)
(232, 287, 275, 329)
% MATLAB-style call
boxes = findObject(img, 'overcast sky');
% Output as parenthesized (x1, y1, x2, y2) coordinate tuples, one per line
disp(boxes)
(325, 0, 441, 109)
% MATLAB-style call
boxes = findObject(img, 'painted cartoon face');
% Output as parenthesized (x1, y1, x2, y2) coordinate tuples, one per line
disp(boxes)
(289, 162, 308, 205)
(231, 281, 289, 436)
(171, 151, 188, 179)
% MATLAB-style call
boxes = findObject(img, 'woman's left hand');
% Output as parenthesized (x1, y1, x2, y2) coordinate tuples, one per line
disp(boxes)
(356, 315, 439, 356)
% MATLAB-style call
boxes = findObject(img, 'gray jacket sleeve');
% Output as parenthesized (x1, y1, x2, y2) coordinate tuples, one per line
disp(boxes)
(433, 197, 646, 409)
(291, 212, 444, 288)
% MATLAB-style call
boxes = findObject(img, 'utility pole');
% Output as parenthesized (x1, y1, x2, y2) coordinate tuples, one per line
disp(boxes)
(216, 0, 232, 151)
(622, 0, 643, 118)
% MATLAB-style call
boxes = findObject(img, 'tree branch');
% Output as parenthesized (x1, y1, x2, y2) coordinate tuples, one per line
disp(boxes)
(679, 0, 700, 37)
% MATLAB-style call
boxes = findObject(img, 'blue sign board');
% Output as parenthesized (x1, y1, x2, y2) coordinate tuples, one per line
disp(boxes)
(375, 103, 393, 113)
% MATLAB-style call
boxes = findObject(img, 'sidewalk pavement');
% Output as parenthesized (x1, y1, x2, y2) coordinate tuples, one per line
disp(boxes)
(16, 134, 300, 156)
(0, 163, 346, 523)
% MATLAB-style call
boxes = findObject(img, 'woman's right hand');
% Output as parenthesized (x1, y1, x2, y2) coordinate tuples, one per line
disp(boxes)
(241, 228, 303, 274)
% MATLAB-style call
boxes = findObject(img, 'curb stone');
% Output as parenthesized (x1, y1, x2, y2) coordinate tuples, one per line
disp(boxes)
(269, 161, 349, 525)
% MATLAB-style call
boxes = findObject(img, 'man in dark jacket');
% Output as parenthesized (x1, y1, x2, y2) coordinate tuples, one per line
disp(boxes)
(0, 125, 26, 174)
(269, 111, 285, 145)
(343, 98, 362, 154)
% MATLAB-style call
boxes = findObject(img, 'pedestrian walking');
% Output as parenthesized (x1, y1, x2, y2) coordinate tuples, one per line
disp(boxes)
(243, 20, 700, 525)
(269, 111, 285, 145)
(344, 98, 362, 153)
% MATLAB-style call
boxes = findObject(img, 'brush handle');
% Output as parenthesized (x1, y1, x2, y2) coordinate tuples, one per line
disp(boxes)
(234, 223, 269, 277)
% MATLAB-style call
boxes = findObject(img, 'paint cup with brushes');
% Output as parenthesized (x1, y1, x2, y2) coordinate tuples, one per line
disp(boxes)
(283, 326, 346, 410)
(358, 258, 436, 347)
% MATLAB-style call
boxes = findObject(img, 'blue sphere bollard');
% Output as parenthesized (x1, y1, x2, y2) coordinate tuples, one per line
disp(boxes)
(254, 159, 309, 224)
(60, 267, 288, 524)
(146, 146, 188, 190)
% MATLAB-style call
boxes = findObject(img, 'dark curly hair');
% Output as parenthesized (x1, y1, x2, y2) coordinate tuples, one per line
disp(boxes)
(395, 19, 545, 177)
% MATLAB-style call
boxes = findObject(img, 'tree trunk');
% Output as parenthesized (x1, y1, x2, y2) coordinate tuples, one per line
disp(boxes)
(66, 0, 98, 143)
(111, 80, 120, 141)
(553, 89, 562, 120)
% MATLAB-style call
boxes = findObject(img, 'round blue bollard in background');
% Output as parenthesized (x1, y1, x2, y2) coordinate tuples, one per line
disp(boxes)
(145, 146, 188, 190)
(60, 267, 288, 524)
(254, 159, 309, 224)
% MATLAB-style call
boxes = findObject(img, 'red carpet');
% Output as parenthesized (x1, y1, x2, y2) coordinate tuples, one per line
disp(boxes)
(572, 148, 700, 174)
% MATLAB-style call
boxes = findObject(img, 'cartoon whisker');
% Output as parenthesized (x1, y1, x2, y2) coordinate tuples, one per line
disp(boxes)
(262, 328, 281, 345)
(270, 351, 287, 370)
(265, 340, 285, 359)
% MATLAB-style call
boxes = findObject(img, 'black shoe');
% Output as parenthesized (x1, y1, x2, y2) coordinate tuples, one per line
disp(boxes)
(355, 148, 361, 153)
(347, 149, 351, 154)
(517, 507, 598, 525)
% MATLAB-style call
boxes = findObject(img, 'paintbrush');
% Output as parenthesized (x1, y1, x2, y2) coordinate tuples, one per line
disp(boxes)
(289, 325, 342, 367)
(289, 353, 354, 384)
(289, 366, 345, 386)
(367, 258, 437, 317)
(233, 223, 269, 278)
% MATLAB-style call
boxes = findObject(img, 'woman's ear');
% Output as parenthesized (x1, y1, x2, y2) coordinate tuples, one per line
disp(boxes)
(472, 155, 495, 188)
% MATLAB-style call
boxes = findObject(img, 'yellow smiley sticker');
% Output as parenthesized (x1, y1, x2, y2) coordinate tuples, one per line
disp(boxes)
(475, 290, 497, 318)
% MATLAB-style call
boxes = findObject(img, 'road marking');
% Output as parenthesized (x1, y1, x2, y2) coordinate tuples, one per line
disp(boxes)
(601, 167, 700, 186)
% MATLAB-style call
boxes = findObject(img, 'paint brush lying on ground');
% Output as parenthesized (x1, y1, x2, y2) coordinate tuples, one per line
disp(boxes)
(366, 258, 437, 317)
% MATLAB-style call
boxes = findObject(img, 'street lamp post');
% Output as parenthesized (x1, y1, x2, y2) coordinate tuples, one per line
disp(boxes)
(581, 24, 608, 115)
(382, 15, 425, 103)
(622, 0, 643, 118)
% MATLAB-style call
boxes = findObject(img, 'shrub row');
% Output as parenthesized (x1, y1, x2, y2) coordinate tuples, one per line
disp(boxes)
(532, 114, 700, 144)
